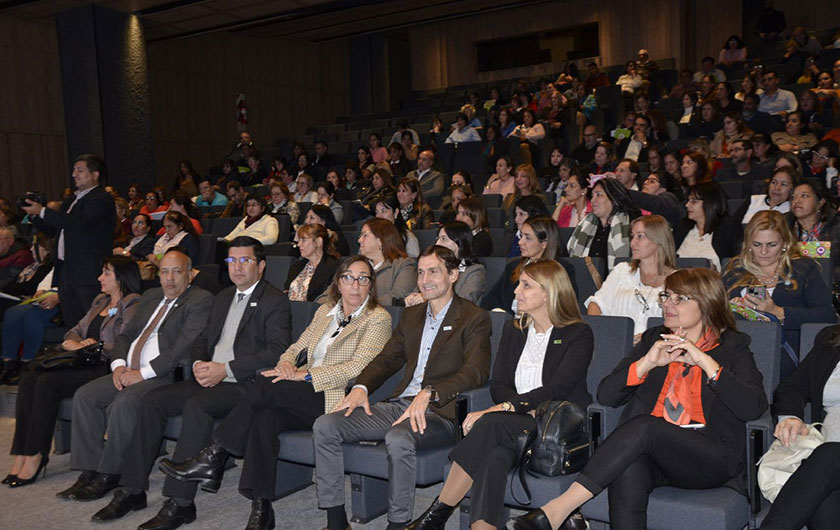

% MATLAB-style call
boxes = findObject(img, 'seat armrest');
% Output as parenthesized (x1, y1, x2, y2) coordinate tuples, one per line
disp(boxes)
(746, 412, 774, 514)
(456, 385, 493, 413)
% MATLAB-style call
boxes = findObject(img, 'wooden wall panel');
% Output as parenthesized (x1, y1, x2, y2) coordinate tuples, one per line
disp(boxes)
(772, 0, 840, 36)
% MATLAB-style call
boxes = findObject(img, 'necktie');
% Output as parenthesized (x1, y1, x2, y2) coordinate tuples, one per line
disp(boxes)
(237, 293, 245, 303)
(129, 298, 173, 370)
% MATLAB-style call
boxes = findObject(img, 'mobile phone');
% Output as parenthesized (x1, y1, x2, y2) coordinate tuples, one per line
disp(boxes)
(747, 285, 766, 300)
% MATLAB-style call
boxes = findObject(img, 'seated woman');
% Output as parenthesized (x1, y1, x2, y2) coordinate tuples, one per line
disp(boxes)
(0, 234, 53, 322)
(356, 218, 417, 305)
(293, 173, 319, 204)
(736, 166, 796, 225)
(710, 111, 753, 158)
(502, 164, 548, 221)
(772, 111, 818, 153)
(406, 222, 487, 306)
(4, 256, 141, 486)
(481, 125, 510, 174)
(719, 34, 747, 72)
(156, 256, 392, 527)
(722, 210, 836, 379)
(675, 182, 740, 271)
(589, 141, 617, 175)
(396, 177, 434, 230)
(139, 190, 167, 217)
(756, 324, 840, 530)
(483, 215, 573, 314)
(369, 133, 388, 163)
(553, 171, 591, 228)
(586, 215, 676, 343)
(267, 182, 300, 224)
(407, 260, 593, 530)
(285, 224, 340, 302)
(113, 213, 156, 260)
(373, 192, 420, 258)
(316, 181, 344, 225)
(566, 177, 641, 270)
(804, 141, 839, 183)
(438, 183, 472, 226)
(546, 156, 576, 204)
(325, 169, 351, 202)
(156, 191, 202, 235)
(498, 196, 550, 258)
(786, 180, 840, 285)
(358, 167, 395, 212)
(455, 197, 494, 258)
(356, 146, 376, 178)
(304, 204, 350, 256)
(223, 194, 279, 246)
(509, 109, 546, 165)
(149, 211, 199, 267)
(507, 267, 768, 530)
(126, 183, 145, 212)
(484, 156, 516, 198)
(445, 112, 481, 144)
(616, 61, 642, 95)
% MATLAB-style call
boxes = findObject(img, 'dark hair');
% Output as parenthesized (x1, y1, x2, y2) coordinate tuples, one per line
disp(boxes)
(701, 56, 715, 64)
(456, 197, 489, 230)
(357, 145, 374, 167)
(388, 142, 404, 155)
(75, 154, 107, 179)
(419, 245, 460, 273)
(595, 178, 641, 219)
(170, 190, 200, 219)
(317, 181, 336, 197)
(594, 141, 615, 160)
(514, 195, 550, 218)
(456, 112, 469, 124)
(103, 255, 142, 297)
(364, 218, 407, 261)
(744, 92, 761, 106)
(451, 170, 473, 187)
(228, 235, 266, 262)
(792, 180, 831, 223)
(724, 34, 744, 49)
(315, 139, 328, 148)
(397, 177, 425, 207)
(619, 158, 640, 177)
(309, 204, 341, 233)
(326, 255, 379, 311)
(683, 91, 699, 105)
(163, 211, 196, 236)
(244, 193, 267, 212)
(439, 222, 477, 265)
(133, 212, 152, 226)
(688, 182, 728, 235)
(683, 151, 710, 184)
(226, 180, 243, 192)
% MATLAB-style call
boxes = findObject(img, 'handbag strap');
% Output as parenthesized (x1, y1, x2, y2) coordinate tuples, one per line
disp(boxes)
(510, 428, 538, 506)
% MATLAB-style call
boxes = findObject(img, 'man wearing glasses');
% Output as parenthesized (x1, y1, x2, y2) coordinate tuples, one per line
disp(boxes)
(715, 139, 771, 197)
(88, 237, 291, 529)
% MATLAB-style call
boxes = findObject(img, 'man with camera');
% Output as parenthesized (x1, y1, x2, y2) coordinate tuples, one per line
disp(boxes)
(21, 154, 115, 327)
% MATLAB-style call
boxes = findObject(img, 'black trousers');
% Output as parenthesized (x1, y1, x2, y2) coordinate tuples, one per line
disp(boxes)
(213, 377, 324, 500)
(121, 379, 246, 501)
(758, 442, 840, 530)
(449, 412, 536, 527)
(577, 415, 733, 530)
(12, 365, 108, 456)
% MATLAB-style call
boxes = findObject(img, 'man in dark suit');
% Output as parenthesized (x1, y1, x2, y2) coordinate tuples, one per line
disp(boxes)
(88, 237, 291, 528)
(312, 140, 336, 168)
(23, 154, 115, 327)
(313, 246, 492, 530)
(742, 93, 782, 136)
(714, 139, 771, 197)
(56, 250, 213, 503)
(406, 150, 446, 208)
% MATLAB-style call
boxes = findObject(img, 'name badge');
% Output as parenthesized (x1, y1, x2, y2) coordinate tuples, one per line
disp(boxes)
(250, 302, 257, 307)
(553, 339, 563, 345)
(443, 326, 452, 331)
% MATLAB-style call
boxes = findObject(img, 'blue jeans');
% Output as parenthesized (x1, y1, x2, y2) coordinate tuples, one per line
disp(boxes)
(1, 303, 58, 361)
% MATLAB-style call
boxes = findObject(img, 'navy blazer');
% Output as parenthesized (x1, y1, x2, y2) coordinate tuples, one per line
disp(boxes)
(490, 320, 594, 412)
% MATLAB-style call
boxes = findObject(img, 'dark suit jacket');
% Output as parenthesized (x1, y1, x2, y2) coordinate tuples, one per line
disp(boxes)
(283, 255, 339, 302)
(616, 137, 650, 163)
(598, 326, 768, 490)
(772, 325, 840, 423)
(482, 258, 576, 315)
(355, 294, 492, 421)
(126, 234, 156, 261)
(674, 215, 742, 262)
(490, 320, 594, 412)
(407, 169, 446, 207)
(716, 165, 771, 198)
(190, 280, 291, 381)
(312, 154, 336, 167)
(627, 189, 685, 226)
(112, 285, 213, 377)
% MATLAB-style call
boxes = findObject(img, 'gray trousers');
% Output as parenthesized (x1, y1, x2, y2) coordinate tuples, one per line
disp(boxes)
(70, 373, 171, 474)
(313, 398, 457, 523)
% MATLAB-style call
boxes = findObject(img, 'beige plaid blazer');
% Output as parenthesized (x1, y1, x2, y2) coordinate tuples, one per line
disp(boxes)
(279, 301, 392, 413)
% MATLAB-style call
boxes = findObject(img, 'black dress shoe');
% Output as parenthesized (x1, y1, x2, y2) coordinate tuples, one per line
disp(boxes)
(57, 470, 99, 499)
(506, 509, 552, 530)
(245, 498, 275, 530)
(8, 456, 48, 488)
(158, 443, 228, 493)
(2, 474, 17, 485)
(70, 473, 121, 501)
(138, 499, 197, 530)
(404, 496, 456, 530)
(91, 489, 147, 521)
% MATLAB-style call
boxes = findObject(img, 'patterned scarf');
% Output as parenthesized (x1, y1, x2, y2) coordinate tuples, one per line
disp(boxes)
(656, 328, 720, 426)
(565, 211, 632, 269)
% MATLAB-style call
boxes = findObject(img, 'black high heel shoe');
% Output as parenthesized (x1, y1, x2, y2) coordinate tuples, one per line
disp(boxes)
(1, 474, 17, 485)
(9, 457, 48, 488)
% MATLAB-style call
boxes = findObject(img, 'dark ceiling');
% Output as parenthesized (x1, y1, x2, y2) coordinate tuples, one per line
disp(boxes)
(0, 0, 541, 42)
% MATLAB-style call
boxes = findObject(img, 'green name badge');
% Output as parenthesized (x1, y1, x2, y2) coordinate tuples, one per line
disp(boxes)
(553, 339, 563, 345)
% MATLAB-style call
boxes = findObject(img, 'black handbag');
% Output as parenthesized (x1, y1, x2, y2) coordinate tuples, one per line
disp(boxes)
(511, 400, 591, 505)
(31, 342, 106, 371)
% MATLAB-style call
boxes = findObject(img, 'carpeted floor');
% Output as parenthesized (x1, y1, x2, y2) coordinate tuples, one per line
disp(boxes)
(0, 387, 463, 530)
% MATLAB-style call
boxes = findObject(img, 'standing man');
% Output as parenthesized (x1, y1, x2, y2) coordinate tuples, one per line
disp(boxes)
(22, 154, 115, 327)
(90, 237, 291, 529)
(406, 151, 446, 208)
(313, 246, 491, 530)
(56, 250, 213, 502)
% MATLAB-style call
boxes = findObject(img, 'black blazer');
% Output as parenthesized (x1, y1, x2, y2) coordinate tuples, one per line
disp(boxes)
(772, 325, 840, 423)
(482, 258, 576, 315)
(598, 326, 768, 490)
(674, 215, 742, 262)
(190, 280, 292, 381)
(627, 190, 685, 226)
(615, 137, 649, 163)
(283, 255, 340, 302)
(491, 320, 594, 412)
(472, 229, 493, 258)
(126, 234, 156, 261)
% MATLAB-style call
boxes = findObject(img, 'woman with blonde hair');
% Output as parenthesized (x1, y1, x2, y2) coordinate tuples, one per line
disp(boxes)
(407, 260, 593, 530)
(285, 224, 340, 302)
(502, 164, 547, 213)
(586, 215, 676, 342)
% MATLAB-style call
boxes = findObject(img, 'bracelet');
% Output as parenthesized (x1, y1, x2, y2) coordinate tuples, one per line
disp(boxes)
(707, 366, 722, 384)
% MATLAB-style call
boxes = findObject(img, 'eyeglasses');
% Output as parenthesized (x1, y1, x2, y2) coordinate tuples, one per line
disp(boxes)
(339, 274, 372, 286)
(657, 292, 693, 306)
(224, 257, 258, 264)
(634, 289, 651, 311)
(813, 151, 829, 161)
(145, 196, 157, 201)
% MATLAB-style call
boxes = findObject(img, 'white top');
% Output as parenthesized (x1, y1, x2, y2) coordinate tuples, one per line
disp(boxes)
(821, 359, 840, 443)
(445, 127, 481, 144)
(677, 226, 721, 271)
(585, 262, 663, 335)
(514, 324, 553, 394)
(679, 107, 694, 124)
(741, 194, 790, 224)
(294, 190, 318, 203)
(224, 215, 279, 245)
(616, 74, 642, 93)
(36, 269, 54, 292)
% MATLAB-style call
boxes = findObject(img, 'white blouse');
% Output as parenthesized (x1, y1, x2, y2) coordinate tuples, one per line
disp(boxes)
(585, 262, 663, 335)
(514, 324, 553, 394)
(741, 194, 790, 225)
(224, 215, 279, 245)
(677, 226, 721, 271)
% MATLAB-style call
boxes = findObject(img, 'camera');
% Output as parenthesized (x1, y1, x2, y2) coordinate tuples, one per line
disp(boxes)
(16, 191, 48, 210)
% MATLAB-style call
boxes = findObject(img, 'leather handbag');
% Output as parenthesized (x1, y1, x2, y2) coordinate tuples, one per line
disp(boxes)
(511, 400, 591, 504)
(757, 422, 825, 502)
(31, 342, 107, 371)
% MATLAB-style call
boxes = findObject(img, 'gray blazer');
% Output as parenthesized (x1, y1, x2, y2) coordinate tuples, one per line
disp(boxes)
(375, 256, 417, 306)
(407, 169, 445, 204)
(455, 263, 486, 305)
(111, 285, 213, 377)
(64, 292, 142, 355)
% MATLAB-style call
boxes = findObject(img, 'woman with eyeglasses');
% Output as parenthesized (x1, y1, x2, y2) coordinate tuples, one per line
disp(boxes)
(356, 218, 417, 306)
(148, 211, 199, 266)
(506, 268, 768, 530)
(674, 182, 739, 271)
(804, 141, 839, 184)
(161, 255, 392, 528)
(223, 193, 279, 246)
(722, 210, 835, 379)
(586, 215, 676, 343)
(113, 213, 156, 261)
(285, 224, 340, 302)
(139, 192, 167, 216)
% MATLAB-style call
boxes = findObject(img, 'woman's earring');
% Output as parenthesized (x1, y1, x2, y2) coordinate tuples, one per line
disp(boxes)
(782, 248, 787, 252)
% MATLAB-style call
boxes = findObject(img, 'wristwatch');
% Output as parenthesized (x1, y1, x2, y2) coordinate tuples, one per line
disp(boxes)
(500, 401, 514, 412)
(423, 385, 439, 403)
